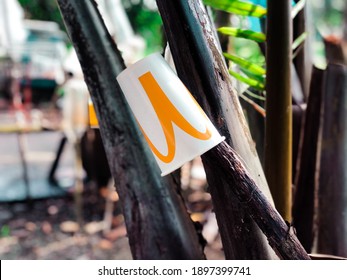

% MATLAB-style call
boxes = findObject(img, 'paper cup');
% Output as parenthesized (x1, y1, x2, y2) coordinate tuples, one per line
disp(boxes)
(117, 53, 224, 176)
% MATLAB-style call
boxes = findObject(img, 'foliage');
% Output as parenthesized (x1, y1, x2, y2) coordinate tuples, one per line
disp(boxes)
(122, 0, 163, 54)
(228, 69, 264, 90)
(207, 0, 308, 99)
(218, 27, 265, 42)
(291, 0, 306, 19)
(224, 52, 265, 76)
(18, 0, 65, 31)
(18, 0, 164, 54)
(1, 225, 10, 237)
(205, 0, 267, 100)
(203, 0, 266, 17)
(292, 32, 308, 51)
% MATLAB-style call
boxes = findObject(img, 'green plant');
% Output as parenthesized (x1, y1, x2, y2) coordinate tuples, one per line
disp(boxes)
(1, 225, 10, 237)
(18, 0, 66, 31)
(205, 0, 307, 111)
(205, 0, 308, 221)
(122, 0, 163, 54)
(204, 0, 266, 17)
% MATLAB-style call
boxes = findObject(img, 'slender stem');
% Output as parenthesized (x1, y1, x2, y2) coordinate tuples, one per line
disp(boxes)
(265, 0, 293, 222)
(239, 93, 266, 117)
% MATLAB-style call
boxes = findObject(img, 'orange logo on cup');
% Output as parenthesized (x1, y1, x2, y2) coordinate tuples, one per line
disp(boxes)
(138, 71, 212, 163)
(116, 52, 224, 176)
(88, 99, 99, 128)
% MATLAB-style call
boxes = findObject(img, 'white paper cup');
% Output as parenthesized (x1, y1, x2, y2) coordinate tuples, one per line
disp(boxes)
(117, 53, 224, 176)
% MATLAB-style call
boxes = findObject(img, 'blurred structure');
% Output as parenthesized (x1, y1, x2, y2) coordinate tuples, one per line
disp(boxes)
(61, 75, 89, 143)
(0, 0, 26, 57)
(96, 0, 145, 65)
(60, 0, 146, 188)
(1, 1, 68, 105)
(0, 0, 25, 105)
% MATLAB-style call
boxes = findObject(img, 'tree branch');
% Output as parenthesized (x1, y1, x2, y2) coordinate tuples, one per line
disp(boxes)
(203, 142, 310, 260)
(57, 0, 204, 260)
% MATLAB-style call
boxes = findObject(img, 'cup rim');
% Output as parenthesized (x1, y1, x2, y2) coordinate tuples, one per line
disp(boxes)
(161, 136, 225, 176)
(116, 52, 163, 81)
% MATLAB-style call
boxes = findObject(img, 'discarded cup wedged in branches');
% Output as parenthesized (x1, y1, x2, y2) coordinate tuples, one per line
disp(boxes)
(116, 53, 225, 176)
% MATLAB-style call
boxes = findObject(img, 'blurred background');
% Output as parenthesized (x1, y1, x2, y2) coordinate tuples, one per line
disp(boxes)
(0, 0, 224, 260)
(0, 0, 346, 260)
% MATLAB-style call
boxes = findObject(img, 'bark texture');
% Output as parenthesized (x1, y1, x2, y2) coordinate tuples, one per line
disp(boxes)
(316, 64, 347, 258)
(156, 0, 276, 259)
(293, 67, 324, 252)
(57, 0, 205, 260)
(202, 142, 310, 260)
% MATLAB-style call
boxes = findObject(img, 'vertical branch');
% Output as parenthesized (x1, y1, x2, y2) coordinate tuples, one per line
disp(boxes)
(292, 67, 324, 252)
(265, 0, 293, 222)
(156, 0, 277, 259)
(57, 0, 204, 260)
(316, 64, 347, 257)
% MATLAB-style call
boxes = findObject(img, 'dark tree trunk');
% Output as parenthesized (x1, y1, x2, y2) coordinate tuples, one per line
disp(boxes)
(156, 0, 276, 259)
(57, 0, 204, 260)
(292, 67, 324, 252)
(202, 160, 270, 259)
(202, 142, 310, 260)
(316, 63, 347, 258)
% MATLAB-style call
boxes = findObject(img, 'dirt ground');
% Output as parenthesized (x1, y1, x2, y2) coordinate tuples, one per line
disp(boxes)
(0, 182, 133, 260)
(0, 107, 224, 260)
(0, 163, 224, 260)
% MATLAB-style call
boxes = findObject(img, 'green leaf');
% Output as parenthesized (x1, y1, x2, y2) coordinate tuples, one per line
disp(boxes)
(218, 27, 266, 42)
(245, 89, 265, 101)
(224, 52, 266, 76)
(240, 67, 266, 84)
(1, 225, 10, 237)
(203, 0, 266, 17)
(229, 69, 265, 91)
(292, 32, 307, 50)
(292, 0, 306, 19)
